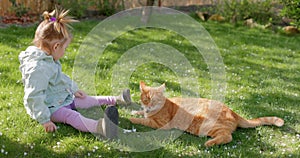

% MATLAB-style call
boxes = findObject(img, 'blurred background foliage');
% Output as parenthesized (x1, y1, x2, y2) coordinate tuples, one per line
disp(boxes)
(0, 0, 299, 30)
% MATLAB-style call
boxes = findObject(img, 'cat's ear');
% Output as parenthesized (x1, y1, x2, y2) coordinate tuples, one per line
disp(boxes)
(140, 81, 147, 92)
(158, 83, 166, 92)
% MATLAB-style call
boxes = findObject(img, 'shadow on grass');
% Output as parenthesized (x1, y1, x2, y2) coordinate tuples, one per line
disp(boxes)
(0, 134, 65, 158)
(118, 116, 299, 157)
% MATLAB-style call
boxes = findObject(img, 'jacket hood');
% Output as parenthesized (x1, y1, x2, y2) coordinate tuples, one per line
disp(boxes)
(19, 46, 53, 64)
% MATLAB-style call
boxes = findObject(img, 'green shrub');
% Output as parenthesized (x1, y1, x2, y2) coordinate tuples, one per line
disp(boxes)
(96, 0, 122, 16)
(213, 0, 279, 24)
(280, 0, 300, 27)
(9, 0, 29, 17)
(56, 0, 90, 18)
(46, 0, 124, 18)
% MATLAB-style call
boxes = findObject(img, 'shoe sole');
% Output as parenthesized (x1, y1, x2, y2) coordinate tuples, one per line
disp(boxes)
(104, 106, 119, 139)
(122, 89, 132, 105)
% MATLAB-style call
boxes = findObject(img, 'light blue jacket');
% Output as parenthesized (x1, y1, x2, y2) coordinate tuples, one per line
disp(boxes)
(19, 46, 78, 124)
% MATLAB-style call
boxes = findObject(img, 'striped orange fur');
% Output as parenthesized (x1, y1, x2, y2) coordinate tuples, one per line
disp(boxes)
(129, 81, 284, 147)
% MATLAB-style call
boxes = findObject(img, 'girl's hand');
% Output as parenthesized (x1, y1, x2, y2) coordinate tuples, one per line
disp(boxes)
(43, 121, 57, 132)
(74, 90, 87, 98)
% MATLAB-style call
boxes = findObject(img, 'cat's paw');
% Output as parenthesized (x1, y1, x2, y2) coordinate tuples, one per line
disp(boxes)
(129, 118, 139, 124)
(204, 140, 216, 147)
(131, 110, 144, 115)
(131, 110, 139, 115)
(274, 117, 284, 127)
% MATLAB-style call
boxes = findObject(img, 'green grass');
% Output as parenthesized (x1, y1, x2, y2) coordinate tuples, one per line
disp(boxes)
(0, 18, 299, 157)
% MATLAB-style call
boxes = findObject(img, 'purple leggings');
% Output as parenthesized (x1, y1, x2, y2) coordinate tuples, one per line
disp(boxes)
(50, 96, 116, 133)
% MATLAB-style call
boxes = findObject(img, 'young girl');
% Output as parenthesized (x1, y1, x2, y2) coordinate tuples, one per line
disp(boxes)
(18, 8, 131, 139)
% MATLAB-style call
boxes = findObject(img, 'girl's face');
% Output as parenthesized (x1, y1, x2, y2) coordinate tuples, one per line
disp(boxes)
(52, 38, 71, 61)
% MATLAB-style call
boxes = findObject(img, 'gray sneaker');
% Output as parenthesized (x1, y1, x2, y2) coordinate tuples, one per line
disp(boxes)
(116, 89, 132, 105)
(103, 106, 119, 139)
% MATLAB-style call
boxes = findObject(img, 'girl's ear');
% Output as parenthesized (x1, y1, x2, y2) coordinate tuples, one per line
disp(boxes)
(52, 42, 60, 52)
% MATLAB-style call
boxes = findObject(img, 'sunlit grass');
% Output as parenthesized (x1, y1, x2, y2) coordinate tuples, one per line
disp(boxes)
(0, 18, 299, 157)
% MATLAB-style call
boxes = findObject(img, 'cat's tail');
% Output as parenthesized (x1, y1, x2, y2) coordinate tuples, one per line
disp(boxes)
(237, 116, 284, 128)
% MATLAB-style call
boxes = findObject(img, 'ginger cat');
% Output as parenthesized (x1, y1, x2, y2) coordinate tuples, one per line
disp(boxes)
(130, 81, 284, 147)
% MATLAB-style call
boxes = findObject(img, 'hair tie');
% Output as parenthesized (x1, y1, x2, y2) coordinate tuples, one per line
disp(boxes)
(50, 17, 56, 22)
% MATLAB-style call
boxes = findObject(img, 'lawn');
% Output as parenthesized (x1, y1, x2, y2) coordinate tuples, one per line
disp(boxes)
(0, 15, 299, 157)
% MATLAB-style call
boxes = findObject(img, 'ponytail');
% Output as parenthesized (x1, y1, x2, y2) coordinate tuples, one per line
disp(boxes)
(42, 8, 78, 39)
(33, 7, 78, 49)
(42, 10, 55, 22)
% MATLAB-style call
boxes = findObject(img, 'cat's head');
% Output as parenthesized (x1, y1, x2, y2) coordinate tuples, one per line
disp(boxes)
(140, 81, 166, 113)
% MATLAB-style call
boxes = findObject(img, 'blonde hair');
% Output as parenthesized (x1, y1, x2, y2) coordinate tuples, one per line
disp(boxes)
(33, 7, 78, 54)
